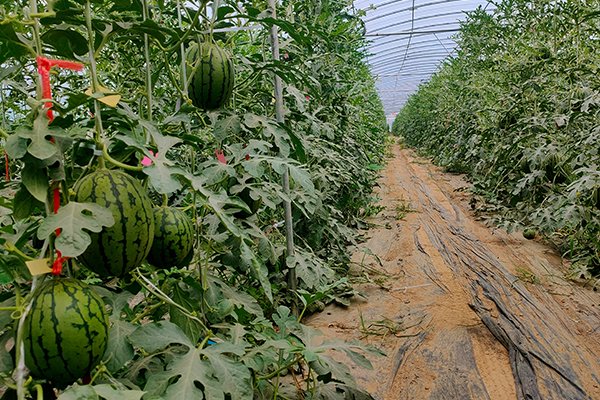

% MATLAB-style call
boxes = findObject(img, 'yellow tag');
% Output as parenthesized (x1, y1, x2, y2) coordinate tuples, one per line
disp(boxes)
(85, 85, 121, 107)
(25, 258, 52, 276)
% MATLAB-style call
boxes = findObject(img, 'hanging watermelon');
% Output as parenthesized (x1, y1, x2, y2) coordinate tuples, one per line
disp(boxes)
(23, 278, 109, 385)
(188, 43, 235, 110)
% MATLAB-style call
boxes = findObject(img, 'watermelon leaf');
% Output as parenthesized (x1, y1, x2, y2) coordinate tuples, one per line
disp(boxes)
(57, 385, 98, 400)
(128, 320, 193, 353)
(170, 284, 204, 345)
(93, 384, 145, 400)
(21, 163, 49, 203)
(213, 113, 241, 142)
(0, 254, 32, 283)
(143, 348, 214, 400)
(0, 330, 14, 374)
(202, 344, 253, 400)
(15, 112, 67, 161)
(0, 296, 16, 332)
(37, 202, 115, 258)
(243, 113, 291, 156)
(58, 384, 145, 400)
(103, 320, 137, 373)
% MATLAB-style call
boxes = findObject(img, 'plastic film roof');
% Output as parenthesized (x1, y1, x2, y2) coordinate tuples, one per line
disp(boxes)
(355, 0, 493, 124)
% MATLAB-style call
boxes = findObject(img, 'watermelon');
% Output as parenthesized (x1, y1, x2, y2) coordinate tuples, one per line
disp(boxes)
(74, 169, 154, 277)
(23, 278, 109, 384)
(188, 43, 234, 110)
(147, 207, 194, 269)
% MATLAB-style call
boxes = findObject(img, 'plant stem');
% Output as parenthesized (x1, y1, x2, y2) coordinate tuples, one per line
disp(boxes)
(257, 356, 301, 381)
(132, 268, 209, 333)
(102, 146, 144, 171)
(32, 384, 43, 400)
(4, 241, 34, 261)
(142, 0, 153, 121)
(84, 0, 106, 158)
(130, 300, 165, 324)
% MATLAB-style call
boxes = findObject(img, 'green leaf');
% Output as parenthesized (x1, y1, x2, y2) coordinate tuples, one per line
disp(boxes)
(0, 296, 16, 332)
(170, 284, 204, 345)
(15, 112, 66, 161)
(213, 114, 241, 142)
(0, 254, 32, 283)
(37, 202, 115, 258)
(0, 330, 14, 374)
(103, 320, 137, 373)
(21, 164, 49, 203)
(128, 321, 193, 353)
(58, 385, 99, 400)
(5, 134, 28, 159)
(143, 348, 213, 400)
(202, 345, 253, 400)
(121, 127, 186, 194)
(208, 276, 264, 318)
(243, 114, 291, 156)
(41, 27, 88, 58)
(240, 241, 272, 302)
(93, 384, 145, 400)
(0, 22, 33, 62)
(13, 184, 44, 220)
(58, 384, 145, 400)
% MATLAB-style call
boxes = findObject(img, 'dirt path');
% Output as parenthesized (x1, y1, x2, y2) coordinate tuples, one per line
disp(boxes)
(306, 143, 600, 400)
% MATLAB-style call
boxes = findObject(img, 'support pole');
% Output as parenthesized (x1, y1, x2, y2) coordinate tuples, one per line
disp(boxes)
(267, 0, 297, 311)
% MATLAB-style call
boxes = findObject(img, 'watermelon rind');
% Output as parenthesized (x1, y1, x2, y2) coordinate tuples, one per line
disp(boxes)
(188, 43, 235, 110)
(23, 278, 109, 384)
(74, 169, 154, 277)
(147, 207, 194, 269)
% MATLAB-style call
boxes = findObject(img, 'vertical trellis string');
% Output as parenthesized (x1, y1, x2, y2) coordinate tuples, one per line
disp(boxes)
(36, 56, 83, 275)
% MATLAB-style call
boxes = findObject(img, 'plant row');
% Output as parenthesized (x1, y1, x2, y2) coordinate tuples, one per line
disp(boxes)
(0, 0, 387, 398)
(392, 0, 600, 279)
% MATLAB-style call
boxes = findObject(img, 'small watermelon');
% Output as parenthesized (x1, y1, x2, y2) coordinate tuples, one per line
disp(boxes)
(188, 43, 234, 110)
(147, 207, 194, 269)
(23, 278, 109, 384)
(74, 169, 154, 277)
(523, 228, 536, 240)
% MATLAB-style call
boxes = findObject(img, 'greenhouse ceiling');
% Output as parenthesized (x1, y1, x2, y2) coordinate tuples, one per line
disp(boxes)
(355, 0, 494, 124)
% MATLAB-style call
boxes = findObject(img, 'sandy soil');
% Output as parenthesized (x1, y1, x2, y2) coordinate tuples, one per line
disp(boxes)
(305, 143, 600, 400)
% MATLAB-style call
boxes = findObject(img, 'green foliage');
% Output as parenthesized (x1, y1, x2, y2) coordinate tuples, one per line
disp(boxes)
(0, 0, 386, 397)
(393, 0, 600, 276)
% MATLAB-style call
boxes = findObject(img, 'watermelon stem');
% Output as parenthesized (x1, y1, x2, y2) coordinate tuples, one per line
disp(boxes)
(101, 146, 144, 172)
(130, 300, 165, 324)
(132, 268, 209, 333)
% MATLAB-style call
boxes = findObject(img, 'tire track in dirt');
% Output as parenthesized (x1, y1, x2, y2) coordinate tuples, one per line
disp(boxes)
(306, 144, 600, 400)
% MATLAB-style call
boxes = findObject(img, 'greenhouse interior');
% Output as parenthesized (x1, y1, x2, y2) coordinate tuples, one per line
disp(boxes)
(2, 0, 600, 399)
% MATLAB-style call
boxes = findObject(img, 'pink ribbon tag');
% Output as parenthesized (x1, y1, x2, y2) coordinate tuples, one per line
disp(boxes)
(142, 151, 156, 166)
(216, 149, 227, 164)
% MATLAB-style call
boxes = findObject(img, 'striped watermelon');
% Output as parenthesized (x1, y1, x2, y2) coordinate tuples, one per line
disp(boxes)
(147, 207, 194, 269)
(188, 43, 234, 110)
(74, 169, 154, 277)
(23, 278, 109, 384)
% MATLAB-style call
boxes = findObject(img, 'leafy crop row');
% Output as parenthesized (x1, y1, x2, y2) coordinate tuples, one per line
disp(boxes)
(0, 0, 387, 398)
(393, 0, 600, 280)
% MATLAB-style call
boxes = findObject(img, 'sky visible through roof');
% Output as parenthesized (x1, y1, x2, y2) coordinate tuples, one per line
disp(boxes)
(355, 0, 493, 125)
